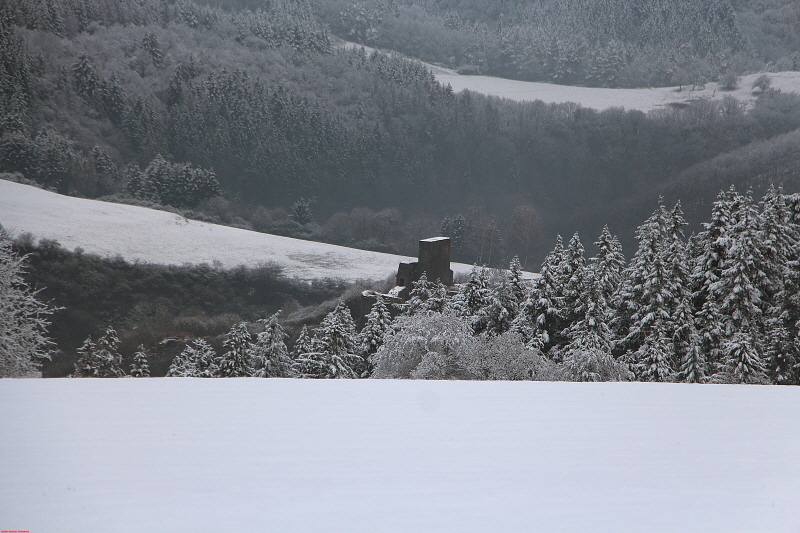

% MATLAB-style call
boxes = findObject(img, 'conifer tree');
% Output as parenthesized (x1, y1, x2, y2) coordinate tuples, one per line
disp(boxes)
(692, 187, 737, 365)
(252, 311, 293, 378)
(713, 191, 770, 382)
(716, 333, 768, 384)
(678, 340, 707, 384)
(97, 326, 124, 375)
(292, 325, 317, 358)
(589, 226, 625, 302)
(130, 345, 150, 377)
(73, 336, 99, 377)
(166, 345, 192, 377)
(142, 31, 164, 67)
(358, 296, 393, 361)
(613, 201, 682, 380)
(560, 269, 628, 382)
(475, 260, 522, 336)
(508, 256, 527, 304)
(190, 339, 218, 377)
(168, 339, 218, 377)
(767, 258, 800, 384)
(406, 272, 448, 315)
(561, 233, 586, 299)
(293, 303, 362, 378)
(216, 322, 253, 377)
(450, 266, 491, 318)
(513, 235, 565, 352)
(759, 185, 799, 271)
(73, 327, 124, 378)
(72, 54, 101, 105)
(663, 202, 702, 380)
(559, 232, 587, 337)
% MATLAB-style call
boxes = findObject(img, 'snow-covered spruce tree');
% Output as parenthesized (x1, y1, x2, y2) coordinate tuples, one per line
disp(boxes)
(405, 272, 449, 315)
(73, 327, 125, 378)
(449, 266, 491, 318)
(559, 269, 629, 382)
(759, 186, 800, 382)
(167, 338, 218, 377)
(612, 202, 667, 348)
(216, 322, 254, 377)
(768, 258, 800, 384)
(692, 187, 736, 369)
(358, 295, 393, 369)
(0, 234, 55, 377)
(190, 339, 218, 377)
(166, 343, 193, 377)
(293, 302, 363, 378)
(588, 226, 625, 303)
(715, 332, 768, 384)
(759, 185, 799, 277)
(665, 203, 704, 383)
(508, 256, 527, 304)
(709, 191, 770, 383)
(73, 337, 99, 377)
(97, 326, 125, 377)
(129, 345, 150, 377)
(612, 200, 681, 381)
(292, 325, 317, 358)
(252, 311, 294, 378)
(474, 259, 523, 336)
(559, 233, 587, 333)
(513, 235, 565, 352)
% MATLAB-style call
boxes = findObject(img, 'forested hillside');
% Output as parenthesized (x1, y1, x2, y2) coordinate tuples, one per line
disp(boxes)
(1, 0, 800, 268)
(316, 0, 799, 87)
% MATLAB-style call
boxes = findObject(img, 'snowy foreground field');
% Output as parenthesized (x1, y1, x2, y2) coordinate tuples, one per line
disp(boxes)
(0, 180, 489, 282)
(2, 379, 799, 533)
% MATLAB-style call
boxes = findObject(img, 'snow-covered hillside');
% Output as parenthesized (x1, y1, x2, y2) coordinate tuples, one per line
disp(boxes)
(1, 378, 798, 533)
(340, 42, 800, 112)
(0, 180, 494, 282)
(429, 67, 800, 112)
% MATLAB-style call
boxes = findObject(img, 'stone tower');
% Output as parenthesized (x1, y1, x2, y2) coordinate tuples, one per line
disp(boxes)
(396, 237, 453, 296)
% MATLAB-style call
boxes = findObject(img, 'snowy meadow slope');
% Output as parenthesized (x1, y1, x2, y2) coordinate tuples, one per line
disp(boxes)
(0, 180, 487, 282)
(1, 378, 799, 533)
(428, 68, 800, 112)
(340, 42, 800, 112)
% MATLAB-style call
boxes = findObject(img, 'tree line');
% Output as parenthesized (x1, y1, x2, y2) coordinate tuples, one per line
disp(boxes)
(14, 184, 793, 384)
(316, 0, 798, 88)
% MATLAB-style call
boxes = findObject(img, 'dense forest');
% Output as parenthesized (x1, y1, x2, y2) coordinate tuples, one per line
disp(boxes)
(317, 0, 773, 87)
(2, 0, 800, 269)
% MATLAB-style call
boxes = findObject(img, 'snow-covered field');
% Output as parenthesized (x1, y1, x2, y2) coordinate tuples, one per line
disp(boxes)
(0, 180, 492, 282)
(340, 42, 800, 112)
(429, 67, 800, 112)
(1, 378, 798, 533)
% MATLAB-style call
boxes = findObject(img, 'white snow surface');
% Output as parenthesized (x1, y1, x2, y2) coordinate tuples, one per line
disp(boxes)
(340, 42, 800, 112)
(1, 378, 799, 533)
(0, 180, 498, 282)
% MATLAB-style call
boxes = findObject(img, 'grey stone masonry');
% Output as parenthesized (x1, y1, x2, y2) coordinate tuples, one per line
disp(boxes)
(395, 237, 453, 298)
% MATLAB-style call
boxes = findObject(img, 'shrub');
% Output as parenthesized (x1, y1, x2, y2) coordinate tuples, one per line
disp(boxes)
(719, 72, 738, 91)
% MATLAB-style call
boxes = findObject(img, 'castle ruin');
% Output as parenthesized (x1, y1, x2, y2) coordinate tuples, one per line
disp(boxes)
(395, 236, 453, 298)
